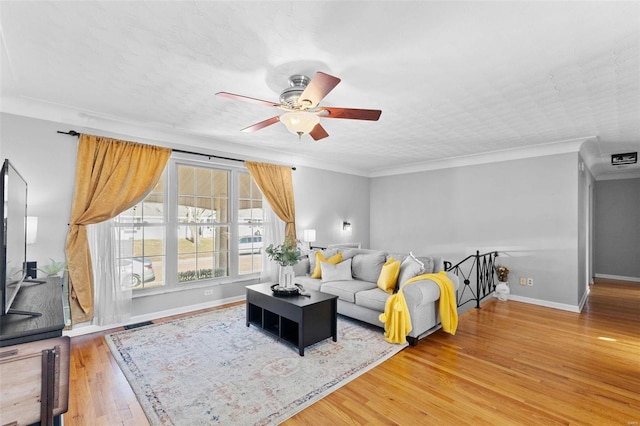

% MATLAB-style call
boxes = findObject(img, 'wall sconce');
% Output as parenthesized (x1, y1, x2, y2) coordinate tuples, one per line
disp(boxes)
(342, 221, 351, 231)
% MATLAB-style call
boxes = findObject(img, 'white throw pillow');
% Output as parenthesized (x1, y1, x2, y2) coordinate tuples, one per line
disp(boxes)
(397, 253, 424, 287)
(308, 248, 339, 274)
(321, 258, 353, 283)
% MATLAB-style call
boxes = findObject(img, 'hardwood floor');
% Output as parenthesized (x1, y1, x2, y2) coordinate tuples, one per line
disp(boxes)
(65, 279, 640, 425)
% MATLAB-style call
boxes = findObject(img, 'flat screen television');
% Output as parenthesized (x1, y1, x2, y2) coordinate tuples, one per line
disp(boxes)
(1, 159, 42, 317)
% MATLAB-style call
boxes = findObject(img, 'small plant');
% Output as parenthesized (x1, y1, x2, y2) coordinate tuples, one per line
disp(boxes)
(495, 265, 510, 282)
(265, 239, 301, 267)
(38, 258, 67, 276)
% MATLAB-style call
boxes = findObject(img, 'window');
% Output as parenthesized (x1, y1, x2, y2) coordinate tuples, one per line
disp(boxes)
(114, 158, 264, 292)
(114, 171, 166, 290)
(237, 172, 263, 275)
(177, 165, 229, 282)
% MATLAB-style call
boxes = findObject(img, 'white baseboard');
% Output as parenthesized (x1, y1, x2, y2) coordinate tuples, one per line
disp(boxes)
(594, 273, 640, 283)
(496, 293, 581, 313)
(577, 286, 590, 312)
(64, 295, 246, 338)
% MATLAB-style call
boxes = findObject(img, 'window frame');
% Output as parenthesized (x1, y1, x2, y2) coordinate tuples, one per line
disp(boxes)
(123, 155, 263, 297)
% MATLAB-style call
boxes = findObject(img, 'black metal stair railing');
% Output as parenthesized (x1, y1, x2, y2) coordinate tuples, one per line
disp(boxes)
(444, 250, 499, 309)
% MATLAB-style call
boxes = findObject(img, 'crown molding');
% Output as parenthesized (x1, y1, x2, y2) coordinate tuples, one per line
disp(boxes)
(0, 96, 369, 176)
(367, 137, 592, 178)
(0, 96, 607, 179)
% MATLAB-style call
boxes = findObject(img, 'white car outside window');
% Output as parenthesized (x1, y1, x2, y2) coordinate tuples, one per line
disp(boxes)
(238, 235, 262, 254)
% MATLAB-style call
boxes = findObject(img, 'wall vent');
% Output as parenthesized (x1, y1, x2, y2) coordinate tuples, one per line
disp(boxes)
(611, 152, 637, 166)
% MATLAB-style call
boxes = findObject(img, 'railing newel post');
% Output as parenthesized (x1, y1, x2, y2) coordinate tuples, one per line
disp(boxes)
(475, 250, 480, 309)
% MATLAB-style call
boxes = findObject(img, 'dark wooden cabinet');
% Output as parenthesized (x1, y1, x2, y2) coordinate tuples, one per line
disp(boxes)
(0, 276, 69, 426)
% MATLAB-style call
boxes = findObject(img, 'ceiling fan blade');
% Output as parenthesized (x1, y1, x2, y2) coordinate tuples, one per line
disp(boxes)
(309, 123, 329, 141)
(298, 72, 341, 108)
(320, 107, 382, 121)
(216, 92, 281, 108)
(241, 116, 280, 132)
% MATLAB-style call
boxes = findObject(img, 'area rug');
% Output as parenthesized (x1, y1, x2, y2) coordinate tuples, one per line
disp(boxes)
(105, 304, 407, 425)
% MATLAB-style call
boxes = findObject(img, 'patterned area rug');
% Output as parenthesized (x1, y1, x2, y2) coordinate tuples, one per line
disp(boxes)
(105, 304, 406, 425)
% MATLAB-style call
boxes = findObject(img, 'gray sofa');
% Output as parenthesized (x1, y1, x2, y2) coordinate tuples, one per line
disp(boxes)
(293, 247, 460, 345)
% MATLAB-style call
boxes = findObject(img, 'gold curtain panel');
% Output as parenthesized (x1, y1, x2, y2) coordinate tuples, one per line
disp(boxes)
(245, 161, 297, 244)
(65, 134, 171, 324)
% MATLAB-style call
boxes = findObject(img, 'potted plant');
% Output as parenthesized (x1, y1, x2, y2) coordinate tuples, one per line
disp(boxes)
(37, 258, 67, 277)
(265, 239, 300, 288)
(494, 265, 510, 301)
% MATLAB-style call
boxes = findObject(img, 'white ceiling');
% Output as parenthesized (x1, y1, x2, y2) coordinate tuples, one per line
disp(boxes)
(1, 1, 639, 178)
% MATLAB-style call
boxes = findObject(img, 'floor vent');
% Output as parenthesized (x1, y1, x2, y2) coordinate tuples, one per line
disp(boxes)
(124, 321, 153, 330)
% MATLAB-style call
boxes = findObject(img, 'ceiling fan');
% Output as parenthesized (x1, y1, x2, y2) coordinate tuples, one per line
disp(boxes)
(216, 72, 381, 141)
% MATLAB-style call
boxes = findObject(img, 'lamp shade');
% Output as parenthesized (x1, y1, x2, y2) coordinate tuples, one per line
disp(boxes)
(26, 216, 38, 244)
(280, 112, 320, 136)
(302, 229, 316, 243)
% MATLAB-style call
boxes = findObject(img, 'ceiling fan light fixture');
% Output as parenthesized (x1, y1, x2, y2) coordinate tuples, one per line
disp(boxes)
(217, 71, 381, 140)
(280, 111, 319, 137)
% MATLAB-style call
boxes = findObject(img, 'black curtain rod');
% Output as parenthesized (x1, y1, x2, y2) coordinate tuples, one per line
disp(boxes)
(57, 130, 296, 170)
(172, 148, 246, 164)
(57, 130, 80, 137)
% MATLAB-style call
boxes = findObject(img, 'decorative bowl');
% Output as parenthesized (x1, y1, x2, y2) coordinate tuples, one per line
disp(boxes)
(270, 284, 299, 297)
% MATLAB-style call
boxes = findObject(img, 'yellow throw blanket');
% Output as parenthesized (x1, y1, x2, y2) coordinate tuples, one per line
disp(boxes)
(378, 271, 458, 344)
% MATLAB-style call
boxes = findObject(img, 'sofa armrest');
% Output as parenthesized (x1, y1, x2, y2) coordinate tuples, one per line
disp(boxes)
(402, 272, 460, 307)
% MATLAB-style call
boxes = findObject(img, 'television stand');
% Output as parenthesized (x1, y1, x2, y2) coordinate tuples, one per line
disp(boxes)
(0, 276, 69, 425)
(24, 278, 47, 285)
(4, 279, 47, 316)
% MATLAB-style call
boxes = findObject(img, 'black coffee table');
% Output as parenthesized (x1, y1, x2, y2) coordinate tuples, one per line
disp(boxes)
(245, 283, 338, 356)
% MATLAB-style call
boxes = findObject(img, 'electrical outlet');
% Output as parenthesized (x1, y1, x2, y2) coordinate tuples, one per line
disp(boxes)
(204, 289, 214, 296)
(519, 277, 527, 286)
(527, 278, 534, 286)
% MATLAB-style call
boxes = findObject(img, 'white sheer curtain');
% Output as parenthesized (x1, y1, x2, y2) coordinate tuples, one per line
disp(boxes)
(260, 202, 285, 283)
(87, 219, 132, 326)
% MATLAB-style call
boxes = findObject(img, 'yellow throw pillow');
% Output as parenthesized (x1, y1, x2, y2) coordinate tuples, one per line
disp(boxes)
(377, 257, 401, 294)
(311, 252, 343, 279)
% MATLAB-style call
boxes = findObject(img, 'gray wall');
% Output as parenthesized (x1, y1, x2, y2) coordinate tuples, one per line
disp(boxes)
(594, 178, 640, 279)
(370, 152, 582, 307)
(0, 113, 371, 319)
(0, 113, 77, 267)
(294, 166, 370, 249)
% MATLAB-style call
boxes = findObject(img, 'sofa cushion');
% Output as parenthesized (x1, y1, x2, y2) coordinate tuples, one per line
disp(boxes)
(338, 248, 376, 261)
(327, 242, 361, 249)
(355, 287, 390, 312)
(351, 251, 387, 283)
(387, 253, 407, 263)
(321, 259, 353, 283)
(294, 275, 322, 292)
(397, 253, 425, 287)
(321, 280, 377, 303)
(416, 256, 435, 274)
(431, 257, 445, 273)
(377, 257, 401, 294)
(386, 254, 437, 274)
(311, 251, 343, 279)
(293, 257, 310, 276)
